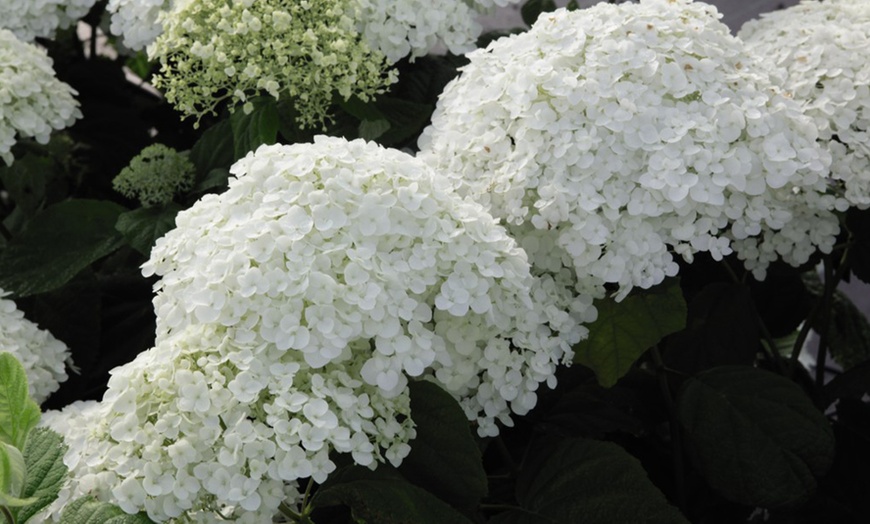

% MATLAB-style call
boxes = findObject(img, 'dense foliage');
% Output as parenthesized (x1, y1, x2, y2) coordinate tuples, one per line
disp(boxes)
(1, 0, 869, 523)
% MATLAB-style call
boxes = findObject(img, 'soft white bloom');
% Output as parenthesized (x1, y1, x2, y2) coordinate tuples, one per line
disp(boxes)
(418, 0, 840, 296)
(351, 0, 523, 63)
(0, 0, 97, 41)
(105, 0, 173, 51)
(0, 289, 70, 403)
(739, 0, 870, 207)
(0, 29, 82, 166)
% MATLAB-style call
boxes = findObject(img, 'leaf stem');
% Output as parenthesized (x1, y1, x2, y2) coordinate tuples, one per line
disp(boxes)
(649, 345, 687, 513)
(1, 505, 15, 524)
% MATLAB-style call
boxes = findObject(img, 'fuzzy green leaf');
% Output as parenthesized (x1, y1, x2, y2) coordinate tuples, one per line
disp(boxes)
(574, 278, 687, 387)
(399, 381, 486, 508)
(0, 354, 41, 450)
(12, 427, 69, 524)
(490, 437, 688, 524)
(678, 366, 835, 508)
(0, 443, 27, 500)
(115, 204, 181, 256)
(0, 200, 126, 297)
(59, 497, 155, 524)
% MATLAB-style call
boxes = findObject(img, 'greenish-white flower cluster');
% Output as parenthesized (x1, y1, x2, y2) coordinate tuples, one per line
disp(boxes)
(0, 29, 82, 166)
(739, 0, 870, 207)
(113, 144, 195, 207)
(0, 289, 70, 404)
(0, 0, 97, 41)
(148, 0, 395, 128)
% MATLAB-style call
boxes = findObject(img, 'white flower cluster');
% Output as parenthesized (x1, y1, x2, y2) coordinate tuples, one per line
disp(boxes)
(105, 0, 171, 51)
(113, 144, 195, 207)
(418, 0, 841, 297)
(739, 0, 870, 208)
(0, 0, 97, 41)
(351, 0, 523, 63)
(43, 137, 578, 522)
(0, 29, 82, 166)
(0, 290, 70, 404)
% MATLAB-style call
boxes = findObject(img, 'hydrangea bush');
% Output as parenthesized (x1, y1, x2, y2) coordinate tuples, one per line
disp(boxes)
(0, 0, 97, 41)
(0, 29, 81, 165)
(1, 1, 868, 523)
(0, 289, 70, 403)
(739, 0, 870, 208)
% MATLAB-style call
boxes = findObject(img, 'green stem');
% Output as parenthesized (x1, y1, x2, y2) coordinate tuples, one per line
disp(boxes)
(1, 505, 15, 524)
(279, 501, 315, 524)
(649, 346, 687, 513)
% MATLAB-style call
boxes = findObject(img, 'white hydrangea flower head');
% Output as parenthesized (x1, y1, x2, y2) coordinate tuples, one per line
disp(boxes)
(144, 136, 579, 437)
(0, 0, 98, 41)
(0, 29, 82, 166)
(113, 144, 196, 207)
(105, 0, 172, 51)
(0, 289, 70, 404)
(739, 0, 870, 208)
(418, 0, 841, 295)
(147, 0, 396, 129)
(350, 0, 523, 63)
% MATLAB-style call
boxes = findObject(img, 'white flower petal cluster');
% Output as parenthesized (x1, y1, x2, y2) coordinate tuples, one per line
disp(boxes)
(418, 0, 841, 297)
(0, 0, 97, 41)
(113, 144, 195, 207)
(147, 0, 395, 129)
(0, 29, 82, 166)
(351, 0, 523, 63)
(105, 0, 171, 51)
(0, 289, 70, 404)
(739, 0, 870, 208)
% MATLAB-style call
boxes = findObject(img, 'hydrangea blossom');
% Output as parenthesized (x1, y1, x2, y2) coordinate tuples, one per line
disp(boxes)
(418, 0, 841, 298)
(0, 29, 82, 166)
(113, 144, 195, 207)
(147, 0, 395, 128)
(0, 0, 97, 41)
(105, 0, 171, 51)
(0, 289, 70, 404)
(351, 0, 523, 63)
(739, 0, 870, 207)
(144, 137, 578, 435)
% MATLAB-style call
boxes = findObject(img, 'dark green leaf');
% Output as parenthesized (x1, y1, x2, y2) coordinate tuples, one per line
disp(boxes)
(191, 168, 231, 195)
(678, 366, 835, 508)
(189, 119, 234, 180)
(490, 437, 688, 524)
(566, 0, 580, 10)
(275, 100, 317, 145)
(399, 381, 486, 508)
(313, 466, 474, 524)
(59, 497, 155, 524)
(358, 119, 391, 141)
(803, 276, 870, 370)
(115, 204, 181, 256)
(0, 153, 52, 219)
(521, 0, 558, 26)
(0, 200, 126, 297)
(374, 98, 434, 147)
(821, 360, 870, 408)
(663, 283, 759, 375)
(13, 427, 69, 524)
(574, 278, 687, 387)
(0, 353, 41, 450)
(230, 97, 279, 159)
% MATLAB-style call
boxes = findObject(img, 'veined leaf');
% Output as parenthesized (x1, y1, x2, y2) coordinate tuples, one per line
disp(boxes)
(0, 353, 41, 450)
(59, 497, 155, 524)
(13, 428, 69, 524)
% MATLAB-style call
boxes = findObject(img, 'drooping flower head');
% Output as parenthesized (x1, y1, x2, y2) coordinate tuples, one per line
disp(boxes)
(0, 289, 70, 403)
(113, 144, 195, 207)
(739, 0, 870, 207)
(0, 0, 98, 41)
(147, 0, 395, 128)
(0, 29, 82, 166)
(418, 0, 841, 299)
(41, 137, 579, 522)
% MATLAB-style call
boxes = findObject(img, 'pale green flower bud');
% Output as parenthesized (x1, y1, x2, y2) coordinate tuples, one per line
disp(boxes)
(113, 144, 195, 207)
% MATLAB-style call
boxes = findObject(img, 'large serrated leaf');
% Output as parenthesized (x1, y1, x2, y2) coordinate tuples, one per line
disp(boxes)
(574, 278, 687, 387)
(0, 353, 41, 450)
(490, 437, 688, 524)
(59, 497, 155, 524)
(12, 427, 69, 524)
(312, 466, 474, 524)
(230, 97, 279, 159)
(678, 366, 835, 508)
(115, 204, 181, 256)
(0, 200, 126, 297)
(399, 381, 486, 508)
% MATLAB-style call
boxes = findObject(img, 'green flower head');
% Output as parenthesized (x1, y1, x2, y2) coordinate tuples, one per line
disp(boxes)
(113, 144, 195, 207)
(148, 0, 396, 129)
